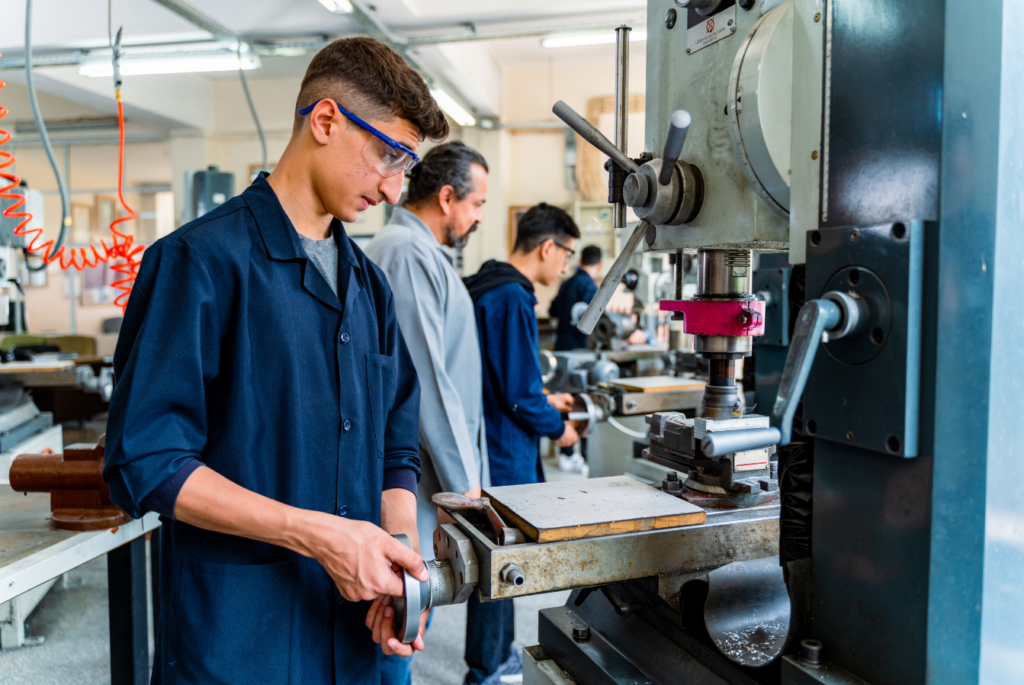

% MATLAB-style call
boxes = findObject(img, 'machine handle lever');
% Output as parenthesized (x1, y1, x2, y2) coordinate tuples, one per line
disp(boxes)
(576, 220, 650, 335)
(701, 297, 847, 457)
(658, 110, 692, 185)
(553, 100, 639, 174)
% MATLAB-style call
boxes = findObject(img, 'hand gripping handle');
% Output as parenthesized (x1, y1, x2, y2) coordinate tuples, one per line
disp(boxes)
(658, 110, 692, 185)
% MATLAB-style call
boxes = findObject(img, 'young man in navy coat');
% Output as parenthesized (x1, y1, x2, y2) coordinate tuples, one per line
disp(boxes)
(461, 203, 581, 684)
(103, 38, 449, 684)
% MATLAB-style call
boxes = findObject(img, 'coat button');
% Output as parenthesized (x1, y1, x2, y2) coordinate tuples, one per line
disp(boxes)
(340, 332, 350, 344)
(343, 419, 352, 432)
(337, 504, 348, 516)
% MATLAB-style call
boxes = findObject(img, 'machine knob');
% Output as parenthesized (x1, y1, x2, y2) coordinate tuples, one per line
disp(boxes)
(623, 173, 649, 207)
(659, 110, 692, 185)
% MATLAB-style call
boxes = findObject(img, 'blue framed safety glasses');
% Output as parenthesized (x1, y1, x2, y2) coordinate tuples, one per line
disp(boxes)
(297, 99, 420, 178)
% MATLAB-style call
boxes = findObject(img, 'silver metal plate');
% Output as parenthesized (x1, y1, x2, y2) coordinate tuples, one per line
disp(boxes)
(687, 2, 738, 54)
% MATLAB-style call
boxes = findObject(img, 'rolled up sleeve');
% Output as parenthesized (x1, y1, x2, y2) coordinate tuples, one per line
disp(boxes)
(103, 240, 221, 519)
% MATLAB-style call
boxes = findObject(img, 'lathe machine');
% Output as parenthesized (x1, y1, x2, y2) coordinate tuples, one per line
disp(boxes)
(397, 0, 1023, 683)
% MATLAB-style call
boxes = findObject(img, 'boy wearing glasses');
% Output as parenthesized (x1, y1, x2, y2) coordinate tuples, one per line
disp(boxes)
(461, 202, 581, 685)
(104, 38, 448, 684)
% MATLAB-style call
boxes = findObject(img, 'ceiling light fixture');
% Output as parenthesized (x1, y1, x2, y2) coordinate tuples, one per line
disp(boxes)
(78, 50, 261, 77)
(541, 30, 648, 49)
(317, 0, 354, 14)
(430, 89, 476, 127)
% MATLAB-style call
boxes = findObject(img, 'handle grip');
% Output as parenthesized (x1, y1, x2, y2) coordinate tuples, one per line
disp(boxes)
(701, 427, 783, 457)
(553, 100, 639, 174)
(577, 220, 650, 335)
(658, 110, 692, 185)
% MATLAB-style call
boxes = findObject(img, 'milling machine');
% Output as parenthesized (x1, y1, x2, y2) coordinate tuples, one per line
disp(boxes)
(396, 1, 1023, 683)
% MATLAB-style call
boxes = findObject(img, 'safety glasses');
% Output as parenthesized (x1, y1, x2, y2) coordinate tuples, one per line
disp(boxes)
(551, 239, 576, 263)
(297, 99, 420, 178)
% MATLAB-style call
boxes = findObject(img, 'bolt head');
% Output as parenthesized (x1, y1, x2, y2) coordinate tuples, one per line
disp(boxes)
(811, 151, 819, 160)
(572, 622, 591, 641)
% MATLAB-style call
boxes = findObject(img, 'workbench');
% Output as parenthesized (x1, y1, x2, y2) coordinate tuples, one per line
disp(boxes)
(0, 485, 160, 684)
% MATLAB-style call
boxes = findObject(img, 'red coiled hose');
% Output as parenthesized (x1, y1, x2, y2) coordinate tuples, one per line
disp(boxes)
(0, 54, 143, 312)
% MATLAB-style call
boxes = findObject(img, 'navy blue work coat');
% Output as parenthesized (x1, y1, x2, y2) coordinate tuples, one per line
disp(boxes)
(549, 269, 597, 351)
(104, 174, 421, 685)
(472, 282, 564, 486)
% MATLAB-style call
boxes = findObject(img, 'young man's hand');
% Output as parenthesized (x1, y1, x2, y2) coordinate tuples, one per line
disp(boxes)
(172, 465, 428, 605)
(302, 513, 427, 602)
(365, 592, 428, 657)
(628, 330, 649, 345)
(365, 487, 427, 657)
(463, 484, 482, 500)
(553, 421, 580, 447)
(546, 392, 575, 413)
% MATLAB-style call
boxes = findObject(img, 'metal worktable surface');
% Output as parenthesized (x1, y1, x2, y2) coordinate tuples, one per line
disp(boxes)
(0, 485, 160, 684)
(0, 485, 159, 605)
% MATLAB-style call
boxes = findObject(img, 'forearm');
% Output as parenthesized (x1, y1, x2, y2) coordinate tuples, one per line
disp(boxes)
(173, 465, 328, 560)
(380, 488, 419, 553)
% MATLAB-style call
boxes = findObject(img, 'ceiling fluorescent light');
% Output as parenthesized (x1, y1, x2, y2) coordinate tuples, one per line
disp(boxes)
(430, 89, 476, 127)
(79, 51, 260, 77)
(317, 0, 354, 13)
(542, 30, 648, 49)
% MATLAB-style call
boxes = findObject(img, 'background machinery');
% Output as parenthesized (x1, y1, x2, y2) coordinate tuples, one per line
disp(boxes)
(398, 0, 1022, 682)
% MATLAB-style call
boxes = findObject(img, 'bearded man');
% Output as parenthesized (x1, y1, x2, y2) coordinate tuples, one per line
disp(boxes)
(364, 140, 490, 685)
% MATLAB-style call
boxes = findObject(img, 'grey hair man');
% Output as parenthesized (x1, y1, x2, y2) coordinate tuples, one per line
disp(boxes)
(365, 140, 490, 551)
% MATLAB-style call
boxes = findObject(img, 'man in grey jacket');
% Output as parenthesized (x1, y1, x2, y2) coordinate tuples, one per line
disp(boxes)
(365, 141, 489, 685)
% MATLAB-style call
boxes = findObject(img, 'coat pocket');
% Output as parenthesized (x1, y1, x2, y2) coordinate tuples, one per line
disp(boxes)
(366, 353, 397, 458)
(176, 558, 296, 685)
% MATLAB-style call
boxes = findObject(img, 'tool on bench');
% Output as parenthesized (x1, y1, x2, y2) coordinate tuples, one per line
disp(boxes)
(431, 492, 527, 546)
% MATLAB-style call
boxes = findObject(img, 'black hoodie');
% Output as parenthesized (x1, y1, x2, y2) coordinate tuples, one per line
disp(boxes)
(463, 259, 534, 302)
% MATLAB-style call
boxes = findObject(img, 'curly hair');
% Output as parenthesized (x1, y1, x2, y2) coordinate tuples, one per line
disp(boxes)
(294, 37, 449, 142)
(405, 141, 488, 206)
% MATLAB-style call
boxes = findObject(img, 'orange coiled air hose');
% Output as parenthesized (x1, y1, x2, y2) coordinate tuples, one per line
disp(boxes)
(0, 54, 143, 312)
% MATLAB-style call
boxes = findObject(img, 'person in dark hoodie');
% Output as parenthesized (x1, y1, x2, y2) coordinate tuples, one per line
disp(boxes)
(549, 244, 602, 350)
(461, 202, 580, 685)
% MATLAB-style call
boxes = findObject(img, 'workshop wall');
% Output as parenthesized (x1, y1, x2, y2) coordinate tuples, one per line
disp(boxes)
(8, 55, 647, 334)
(493, 60, 647, 313)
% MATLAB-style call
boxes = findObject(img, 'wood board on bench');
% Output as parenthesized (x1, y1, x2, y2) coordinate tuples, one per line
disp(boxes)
(484, 475, 706, 543)
(609, 375, 706, 393)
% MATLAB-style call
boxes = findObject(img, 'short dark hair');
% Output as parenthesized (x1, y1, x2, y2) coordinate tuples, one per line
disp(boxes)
(295, 37, 449, 142)
(405, 141, 488, 206)
(513, 203, 580, 253)
(580, 245, 602, 266)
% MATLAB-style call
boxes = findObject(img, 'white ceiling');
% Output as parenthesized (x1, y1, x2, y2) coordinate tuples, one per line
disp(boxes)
(0, 0, 646, 129)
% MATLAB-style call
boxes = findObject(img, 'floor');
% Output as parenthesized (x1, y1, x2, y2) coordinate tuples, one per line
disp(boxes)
(0, 450, 580, 684)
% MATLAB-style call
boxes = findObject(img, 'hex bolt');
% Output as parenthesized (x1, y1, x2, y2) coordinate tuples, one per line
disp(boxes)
(500, 563, 526, 587)
(800, 639, 824, 666)
(572, 621, 591, 641)
(769, 461, 779, 480)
